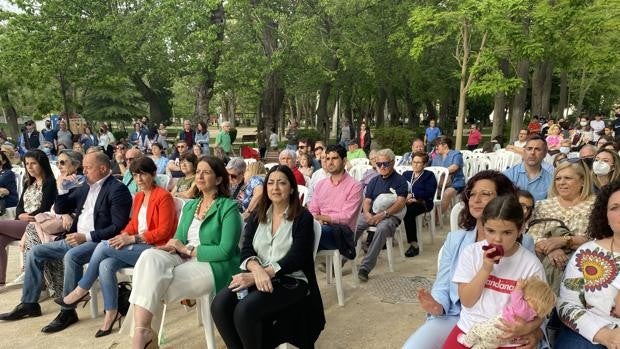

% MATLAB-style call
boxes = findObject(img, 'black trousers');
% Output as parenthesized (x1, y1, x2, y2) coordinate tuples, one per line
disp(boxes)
(403, 202, 428, 243)
(211, 277, 309, 349)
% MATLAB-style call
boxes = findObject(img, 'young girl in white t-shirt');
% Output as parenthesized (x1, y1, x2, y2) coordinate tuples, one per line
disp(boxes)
(442, 195, 547, 349)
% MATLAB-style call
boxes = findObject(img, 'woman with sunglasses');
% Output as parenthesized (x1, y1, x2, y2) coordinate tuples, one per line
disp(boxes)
(403, 171, 543, 349)
(0, 150, 57, 289)
(17, 150, 83, 296)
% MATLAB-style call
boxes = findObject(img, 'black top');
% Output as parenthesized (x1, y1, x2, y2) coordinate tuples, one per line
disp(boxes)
(243, 209, 325, 348)
(16, 176, 57, 217)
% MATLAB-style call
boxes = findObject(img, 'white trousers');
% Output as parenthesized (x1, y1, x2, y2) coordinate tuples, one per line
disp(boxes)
(129, 248, 215, 316)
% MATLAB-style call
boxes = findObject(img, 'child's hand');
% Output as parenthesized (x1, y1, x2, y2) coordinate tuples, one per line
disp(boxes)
(482, 246, 501, 271)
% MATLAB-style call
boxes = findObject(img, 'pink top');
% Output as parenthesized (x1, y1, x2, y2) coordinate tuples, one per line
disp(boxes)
(308, 172, 363, 232)
(546, 135, 562, 149)
(502, 289, 537, 324)
(467, 129, 482, 146)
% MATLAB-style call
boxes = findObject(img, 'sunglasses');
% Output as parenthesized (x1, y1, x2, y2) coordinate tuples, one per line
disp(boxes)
(558, 157, 591, 164)
(58, 160, 67, 166)
(376, 161, 392, 168)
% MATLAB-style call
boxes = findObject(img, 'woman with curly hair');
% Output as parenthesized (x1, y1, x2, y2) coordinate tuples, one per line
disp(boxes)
(555, 181, 620, 348)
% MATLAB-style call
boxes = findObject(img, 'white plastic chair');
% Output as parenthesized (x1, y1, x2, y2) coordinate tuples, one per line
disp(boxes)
(394, 165, 410, 175)
(349, 164, 372, 181)
(264, 162, 279, 171)
(394, 155, 403, 165)
(349, 158, 370, 167)
(424, 166, 449, 242)
(297, 185, 309, 206)
(450, 201, 465, 233)
(156, 174, 171, 190)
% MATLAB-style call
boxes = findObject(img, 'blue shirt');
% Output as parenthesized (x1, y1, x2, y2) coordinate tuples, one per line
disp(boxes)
(503, 163, 553, 201)
(365, 171, 408, 213)
(431, 150, 465, 190)
(425, 127, 441, 143)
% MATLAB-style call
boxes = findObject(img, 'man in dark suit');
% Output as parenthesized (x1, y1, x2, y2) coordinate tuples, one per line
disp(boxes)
(0, 152, 132, 333)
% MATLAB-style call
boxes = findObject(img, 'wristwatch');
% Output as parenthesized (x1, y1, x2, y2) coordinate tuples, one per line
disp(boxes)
(185, 244, 195, 256)
(562, 235, 572, 246)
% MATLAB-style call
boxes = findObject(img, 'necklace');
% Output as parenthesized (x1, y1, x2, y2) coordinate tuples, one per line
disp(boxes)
(194, 197, 215, 221)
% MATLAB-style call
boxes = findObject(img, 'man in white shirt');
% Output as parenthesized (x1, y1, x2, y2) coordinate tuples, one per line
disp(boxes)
(0, 152, 132, 333)
(590, 114, 606, 143)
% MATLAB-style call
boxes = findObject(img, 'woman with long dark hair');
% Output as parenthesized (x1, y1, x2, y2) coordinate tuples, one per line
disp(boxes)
(211, 165, 325, 349)
(0, 149, 56, 288)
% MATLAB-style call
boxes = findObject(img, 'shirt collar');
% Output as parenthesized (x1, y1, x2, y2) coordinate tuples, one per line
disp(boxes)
(266, 205, 290, 223)
(89, 173, 110, 190)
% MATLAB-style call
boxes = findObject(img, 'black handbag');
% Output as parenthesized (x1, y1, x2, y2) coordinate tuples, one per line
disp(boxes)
(117, 281, 132, 316)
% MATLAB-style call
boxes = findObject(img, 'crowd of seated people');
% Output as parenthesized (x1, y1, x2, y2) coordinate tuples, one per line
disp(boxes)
(1, 114, 620, 349)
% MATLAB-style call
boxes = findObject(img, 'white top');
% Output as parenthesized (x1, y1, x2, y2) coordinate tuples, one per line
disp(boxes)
(137, 203, 148, 235)
(75, 174, 111, 241)
(240, 207, 306, 282)
(513, 140, 526, 148)
(557, 240, 620, 343)
(590, 120, 605, 141)
(269, 133, 278, 147)
(453, 240, 545, 333)
(186, 217, 202, 247)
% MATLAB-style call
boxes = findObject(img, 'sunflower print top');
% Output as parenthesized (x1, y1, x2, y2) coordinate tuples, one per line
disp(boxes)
(557, 240, 620, 343)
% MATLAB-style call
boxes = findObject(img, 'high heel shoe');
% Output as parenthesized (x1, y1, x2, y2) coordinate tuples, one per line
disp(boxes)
(95, 311, 123, 338)
(54, 292, 91, 308)
(134, 327, 159, 349)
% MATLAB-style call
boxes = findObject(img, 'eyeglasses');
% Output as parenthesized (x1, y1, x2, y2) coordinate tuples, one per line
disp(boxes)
(177, 145, 186, 149)
(376, 161, 392, 168)
(465, 189, 495, 200)
(298, 145, 306, 149)
(558, 157, 591, 165)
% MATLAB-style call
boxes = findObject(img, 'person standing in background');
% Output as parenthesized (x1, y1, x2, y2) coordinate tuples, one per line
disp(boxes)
(339, 120, 351, 148)
(285, 121, 299, 151)
(466, 124, 482, 151)
(194, 121, 210, 156)
(424, 119, 441, 153)
(269, 128, 279, 151)
(359, 122, 372, 156)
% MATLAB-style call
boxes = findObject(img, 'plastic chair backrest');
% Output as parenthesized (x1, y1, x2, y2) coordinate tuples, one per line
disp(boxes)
(349, 158, 369, 167)
(264, 162, 279, 171)
(297, 185, 309, 206)
(349, 164, 372, 181)
(173, 197, 187, 221)
(425, 166, 450, 202)
(313, 219, 321, 261)
(394, 165, 409, 175)
(450, 201, 465, 232)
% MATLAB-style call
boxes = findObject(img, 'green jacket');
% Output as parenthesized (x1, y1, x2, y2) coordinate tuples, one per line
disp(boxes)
(174, 196, 241, 292)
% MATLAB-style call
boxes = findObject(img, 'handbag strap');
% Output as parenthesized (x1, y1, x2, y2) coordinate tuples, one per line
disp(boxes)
(526, 217, 570, 232)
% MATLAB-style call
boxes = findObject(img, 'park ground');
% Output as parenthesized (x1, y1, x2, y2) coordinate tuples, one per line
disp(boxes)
(0, 221, 449, 349)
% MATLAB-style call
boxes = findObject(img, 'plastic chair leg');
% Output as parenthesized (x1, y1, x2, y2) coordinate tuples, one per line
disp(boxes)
(332, 251, 344, 306)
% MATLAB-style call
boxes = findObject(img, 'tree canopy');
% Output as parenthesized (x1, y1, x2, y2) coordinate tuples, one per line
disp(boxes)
(0, 0, 617, 147)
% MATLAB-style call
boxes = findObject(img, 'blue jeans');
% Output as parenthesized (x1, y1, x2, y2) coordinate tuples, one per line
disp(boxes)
(23, 240, 98, 309)
(78, 241, 152, 311)
(554, 325, 605, 348)
(402, 315, 459, 349)
(318, 225, 339, 251)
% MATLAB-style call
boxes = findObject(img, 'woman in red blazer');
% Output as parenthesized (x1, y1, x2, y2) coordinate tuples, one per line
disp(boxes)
(59, 157, 177, 338)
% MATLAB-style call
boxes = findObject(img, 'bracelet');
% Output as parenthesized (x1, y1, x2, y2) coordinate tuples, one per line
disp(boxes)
(134, 234, 144, 244)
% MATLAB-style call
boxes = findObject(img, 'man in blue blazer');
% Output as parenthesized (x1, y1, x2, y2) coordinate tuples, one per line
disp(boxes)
(0, 151, 132, 333)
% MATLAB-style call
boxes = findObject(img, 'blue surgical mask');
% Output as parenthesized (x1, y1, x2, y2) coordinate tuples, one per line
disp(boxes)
(42, 147, 51, 155)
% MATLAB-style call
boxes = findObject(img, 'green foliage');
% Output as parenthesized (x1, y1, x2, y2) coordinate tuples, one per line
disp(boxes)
(298, 128, 322, 143)
(372, 127, 416, 155)
(112, 131, 128, 142)
(82, 77, 147, 121)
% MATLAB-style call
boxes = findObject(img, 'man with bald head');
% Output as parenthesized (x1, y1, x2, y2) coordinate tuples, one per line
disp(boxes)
(0, 152, 132, 333)
(121, 148, 144, 195)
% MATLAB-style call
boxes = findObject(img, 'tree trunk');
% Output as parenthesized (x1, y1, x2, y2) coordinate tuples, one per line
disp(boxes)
(541, 61, 553, 117)
(558, 71, 568, 118)
(0, 89, 19, 140)
(491, 59, 509, 140)
(130, 74, 173, 124)
(404, 84, 417, 128)
(375, 88, 387, 127)
(531, 61, 544, 117)
(386, 86, 400, 127)
(425, 100, 437, 121)
(510, 59, 529, 142)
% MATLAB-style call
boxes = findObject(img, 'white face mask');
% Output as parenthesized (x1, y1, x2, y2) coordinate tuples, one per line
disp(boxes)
(580, 121, 588, 127)
(559, 147, 570, 154)
(592, 160, 611, 176)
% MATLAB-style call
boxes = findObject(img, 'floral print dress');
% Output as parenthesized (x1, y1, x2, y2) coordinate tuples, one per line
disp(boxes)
(557, 240, 620, 343)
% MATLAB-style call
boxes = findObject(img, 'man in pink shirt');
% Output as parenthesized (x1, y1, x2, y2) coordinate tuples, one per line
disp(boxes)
(308, 144, 363, 252)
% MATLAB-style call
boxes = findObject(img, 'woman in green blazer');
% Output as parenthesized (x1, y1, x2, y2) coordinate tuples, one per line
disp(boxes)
(129, 156, 242, 349)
